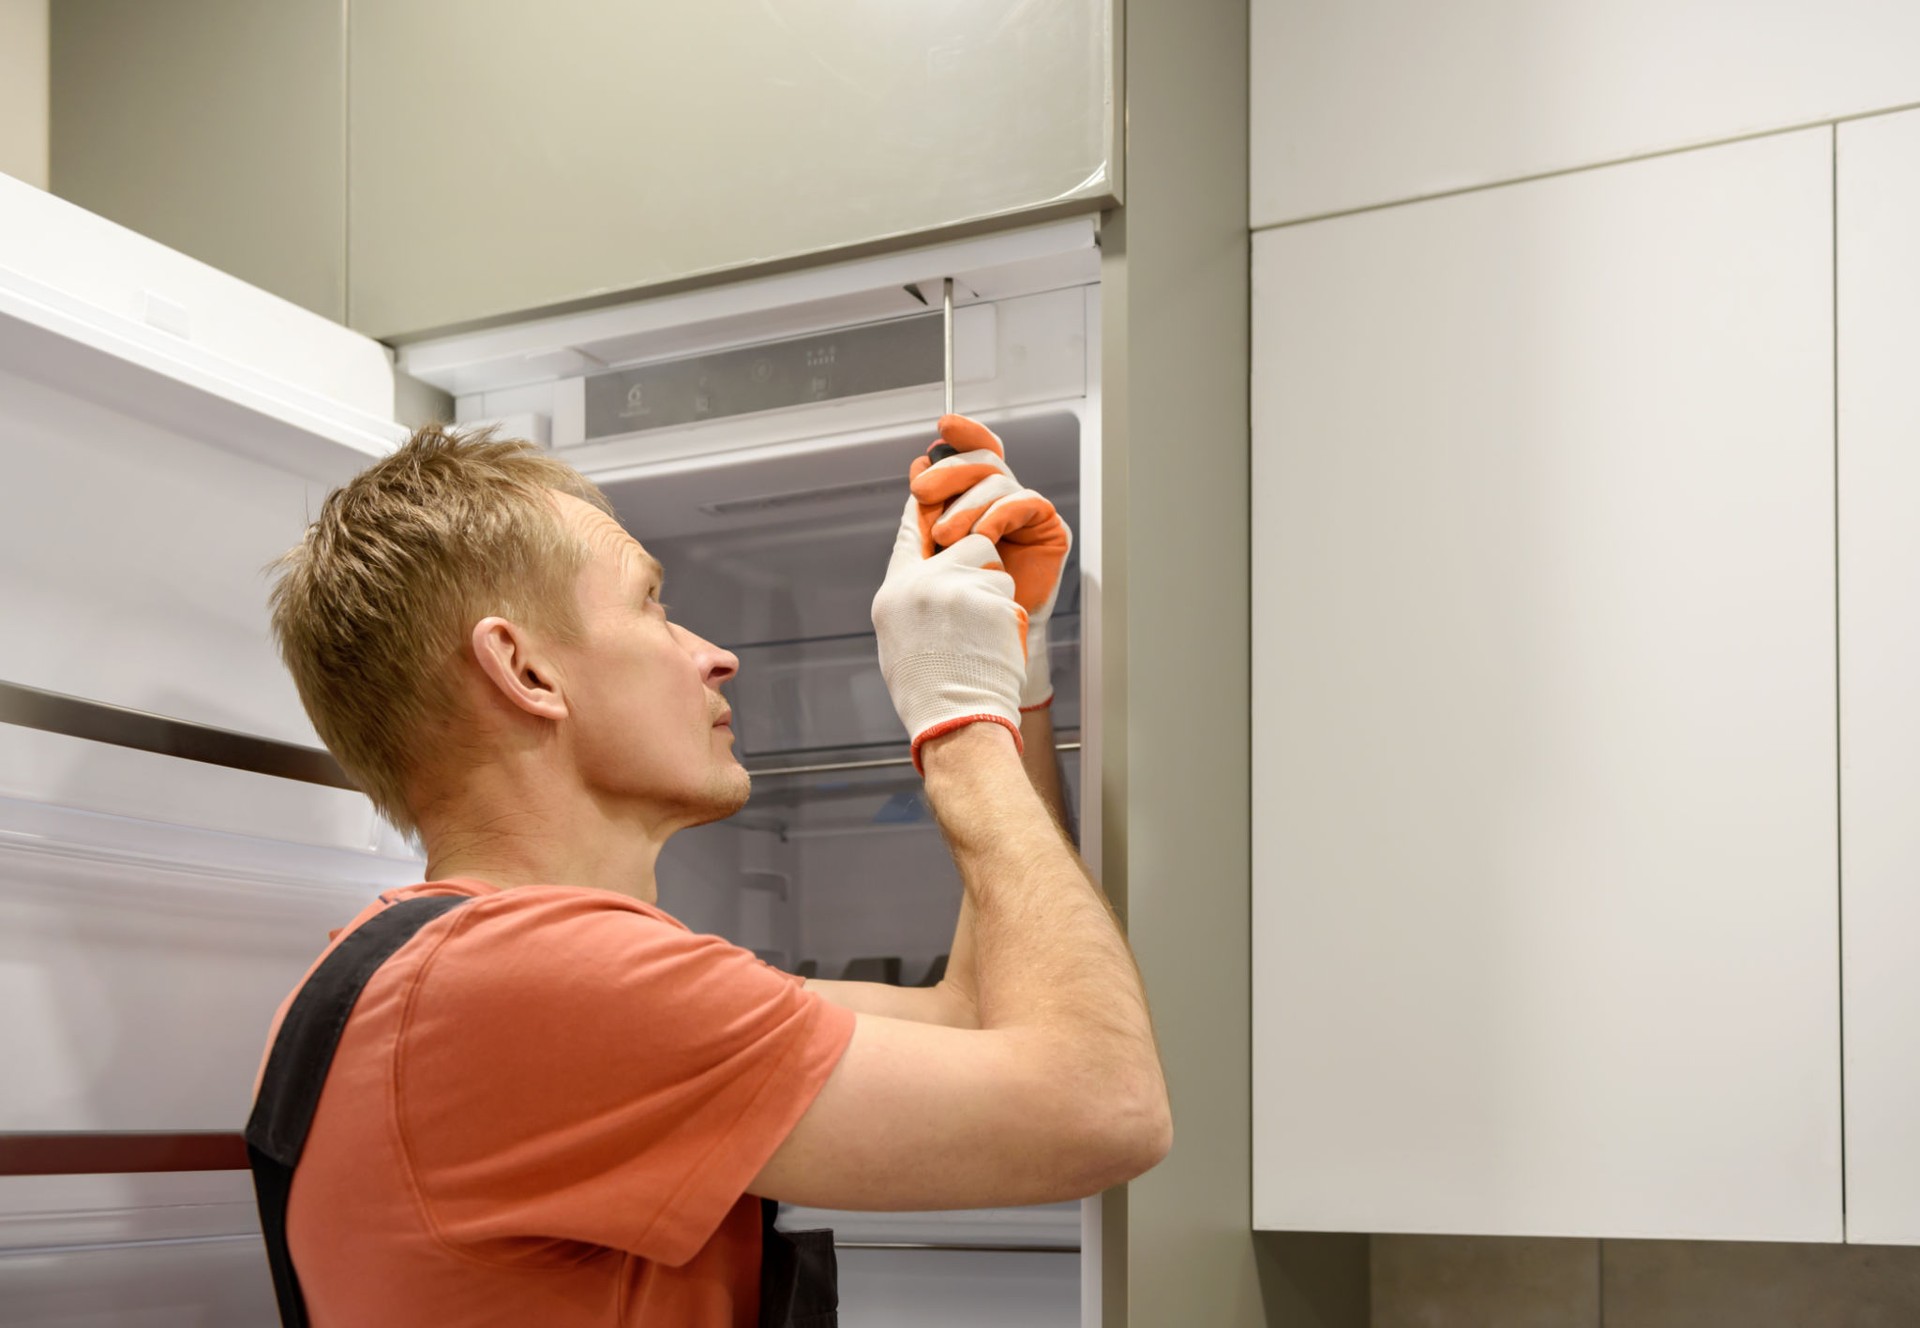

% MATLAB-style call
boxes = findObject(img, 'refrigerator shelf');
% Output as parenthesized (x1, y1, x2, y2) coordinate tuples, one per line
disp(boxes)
(746, 740, 1081, 782)
(0, 792, 418, 908)
(724, 619, 1081, 759)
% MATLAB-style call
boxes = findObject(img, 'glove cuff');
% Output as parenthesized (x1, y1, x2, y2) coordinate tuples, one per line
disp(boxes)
(911, 714, 1025, 773)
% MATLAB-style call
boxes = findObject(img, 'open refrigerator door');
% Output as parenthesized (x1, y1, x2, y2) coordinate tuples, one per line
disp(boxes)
(0, 175, 423, 1323)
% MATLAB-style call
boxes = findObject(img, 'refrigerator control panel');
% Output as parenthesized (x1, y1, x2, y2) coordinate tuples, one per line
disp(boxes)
(581, 312, 942, 440)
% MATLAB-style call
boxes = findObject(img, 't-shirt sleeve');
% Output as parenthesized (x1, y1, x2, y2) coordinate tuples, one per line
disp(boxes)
(394, 889, 856, 1266)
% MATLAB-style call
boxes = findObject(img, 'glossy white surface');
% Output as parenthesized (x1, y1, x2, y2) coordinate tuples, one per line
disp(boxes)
(1251, 0, 1920, 226)
(1, 361, 337, 742)
(1252, 130, 1841, 1238)
(1837, 107, 1920, 1246)
(0, 194, 413, 1308)
(0, 796, 415, 1131)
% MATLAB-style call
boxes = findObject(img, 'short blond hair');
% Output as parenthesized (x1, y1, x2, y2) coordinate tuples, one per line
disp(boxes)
(268, 424, 612, 832)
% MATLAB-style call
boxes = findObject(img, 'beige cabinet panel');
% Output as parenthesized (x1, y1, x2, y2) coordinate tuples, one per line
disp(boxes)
(1837, 106, 1920, 1247)
(50, 0, 347, 321)
(1251, 0, 1920, 227)
(349, 1, 1116, 339)
(1252, 129, 1840, 1239)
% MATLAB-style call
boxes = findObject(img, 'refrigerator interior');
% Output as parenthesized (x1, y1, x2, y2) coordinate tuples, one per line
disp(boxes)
(437, 250, 1104, 1325)
(636, 411, 1084, 1269)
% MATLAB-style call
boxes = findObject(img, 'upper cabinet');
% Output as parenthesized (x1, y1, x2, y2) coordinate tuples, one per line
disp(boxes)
(1251, 129, 1840, 1240)
(48, 2, 1116, 341)
(347, 0, 1118, 339)
(1249, 0, 1920, 226)
(50, 0, 349, 322)
(1837, 106, 1920, 1247)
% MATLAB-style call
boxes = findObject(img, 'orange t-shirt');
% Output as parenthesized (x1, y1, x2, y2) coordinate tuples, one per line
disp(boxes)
(254, 878, 856, 1327)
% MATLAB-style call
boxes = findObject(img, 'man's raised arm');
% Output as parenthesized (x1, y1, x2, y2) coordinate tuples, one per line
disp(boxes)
(803, 703, 1071, 1030)
(748, 493, 1169, 1211)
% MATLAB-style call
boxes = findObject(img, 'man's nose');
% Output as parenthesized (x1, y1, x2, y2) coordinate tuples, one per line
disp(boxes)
(679, 625, 739, 686)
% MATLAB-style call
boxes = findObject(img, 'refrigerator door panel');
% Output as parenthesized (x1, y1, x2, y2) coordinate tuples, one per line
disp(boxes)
(0, 187, 415, 1320)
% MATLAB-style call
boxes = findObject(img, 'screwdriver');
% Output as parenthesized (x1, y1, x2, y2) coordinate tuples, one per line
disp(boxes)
(929, 277, 960, 464)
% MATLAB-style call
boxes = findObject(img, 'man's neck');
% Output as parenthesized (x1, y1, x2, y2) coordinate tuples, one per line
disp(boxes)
(418, 787, 669, 906)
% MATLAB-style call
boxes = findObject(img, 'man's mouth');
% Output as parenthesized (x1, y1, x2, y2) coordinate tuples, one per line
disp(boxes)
(714, 711, 733, 729)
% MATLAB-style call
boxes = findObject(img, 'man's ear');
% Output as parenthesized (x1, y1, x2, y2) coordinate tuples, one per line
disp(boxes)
(470, 616, 568, 721)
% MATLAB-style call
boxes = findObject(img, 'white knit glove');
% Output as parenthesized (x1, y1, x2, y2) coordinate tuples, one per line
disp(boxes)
(872, 496, 1028, 770)
(910, 415, 1072, 711)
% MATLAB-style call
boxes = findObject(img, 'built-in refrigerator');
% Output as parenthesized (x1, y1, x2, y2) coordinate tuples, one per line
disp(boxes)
(0, 172, 1107, 1326)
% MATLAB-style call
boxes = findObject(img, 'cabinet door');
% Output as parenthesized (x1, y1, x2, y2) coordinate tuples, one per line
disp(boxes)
(1251, 129, 1840, 1239)
(347, 0, 1116, 339)
(50, 0, 349, 322)
(1838, 107, 1920, 1246)
(1251, 0, 1920, 227)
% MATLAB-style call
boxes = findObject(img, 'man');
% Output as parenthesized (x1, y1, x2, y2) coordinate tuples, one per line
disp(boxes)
(255, 414, 1170, 1325)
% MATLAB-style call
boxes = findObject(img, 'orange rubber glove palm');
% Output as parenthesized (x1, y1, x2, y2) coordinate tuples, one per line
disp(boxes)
(909, 414, 1072, 712)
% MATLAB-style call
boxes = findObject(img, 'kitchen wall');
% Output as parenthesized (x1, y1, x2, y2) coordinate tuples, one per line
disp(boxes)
(0, 0, 47, 189)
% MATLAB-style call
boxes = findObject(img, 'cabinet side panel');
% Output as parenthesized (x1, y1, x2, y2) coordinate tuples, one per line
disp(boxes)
(1837, 106, 1920, 1246)
(1252, 129, 1840, 1239)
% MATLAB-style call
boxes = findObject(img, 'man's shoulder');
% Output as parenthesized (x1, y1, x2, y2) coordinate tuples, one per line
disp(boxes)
(380, 879, 689, 934)
(388, 881, 718, 1011)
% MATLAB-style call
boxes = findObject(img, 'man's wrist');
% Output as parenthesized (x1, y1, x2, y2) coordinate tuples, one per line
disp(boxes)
(920, 719, 1024, 780)
(922, 720, 1047, 853)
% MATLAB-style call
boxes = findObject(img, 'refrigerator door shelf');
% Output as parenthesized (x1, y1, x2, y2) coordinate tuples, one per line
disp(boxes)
(0, 792, 418, 1133)
(726, 620, 1082, 763)
(0, 792, 418, 905)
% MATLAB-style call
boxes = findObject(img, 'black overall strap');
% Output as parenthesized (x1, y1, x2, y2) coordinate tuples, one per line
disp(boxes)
(244, 895, 472, 1328)
(758, 1198, 839, 1327)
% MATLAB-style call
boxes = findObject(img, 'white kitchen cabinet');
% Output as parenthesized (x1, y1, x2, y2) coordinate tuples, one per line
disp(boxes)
(1837, 106, 1920, 1247)
(1251, 128, 1840, 1239)
(1250, 0, 1920, 227)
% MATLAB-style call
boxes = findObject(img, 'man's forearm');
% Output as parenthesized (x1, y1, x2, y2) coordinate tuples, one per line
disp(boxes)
(921, 725, 1164, 1117)
(940, 706, 1074, 1021)
(1019, 705, 1075, 842)
(810, 712, 1071, 1030)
